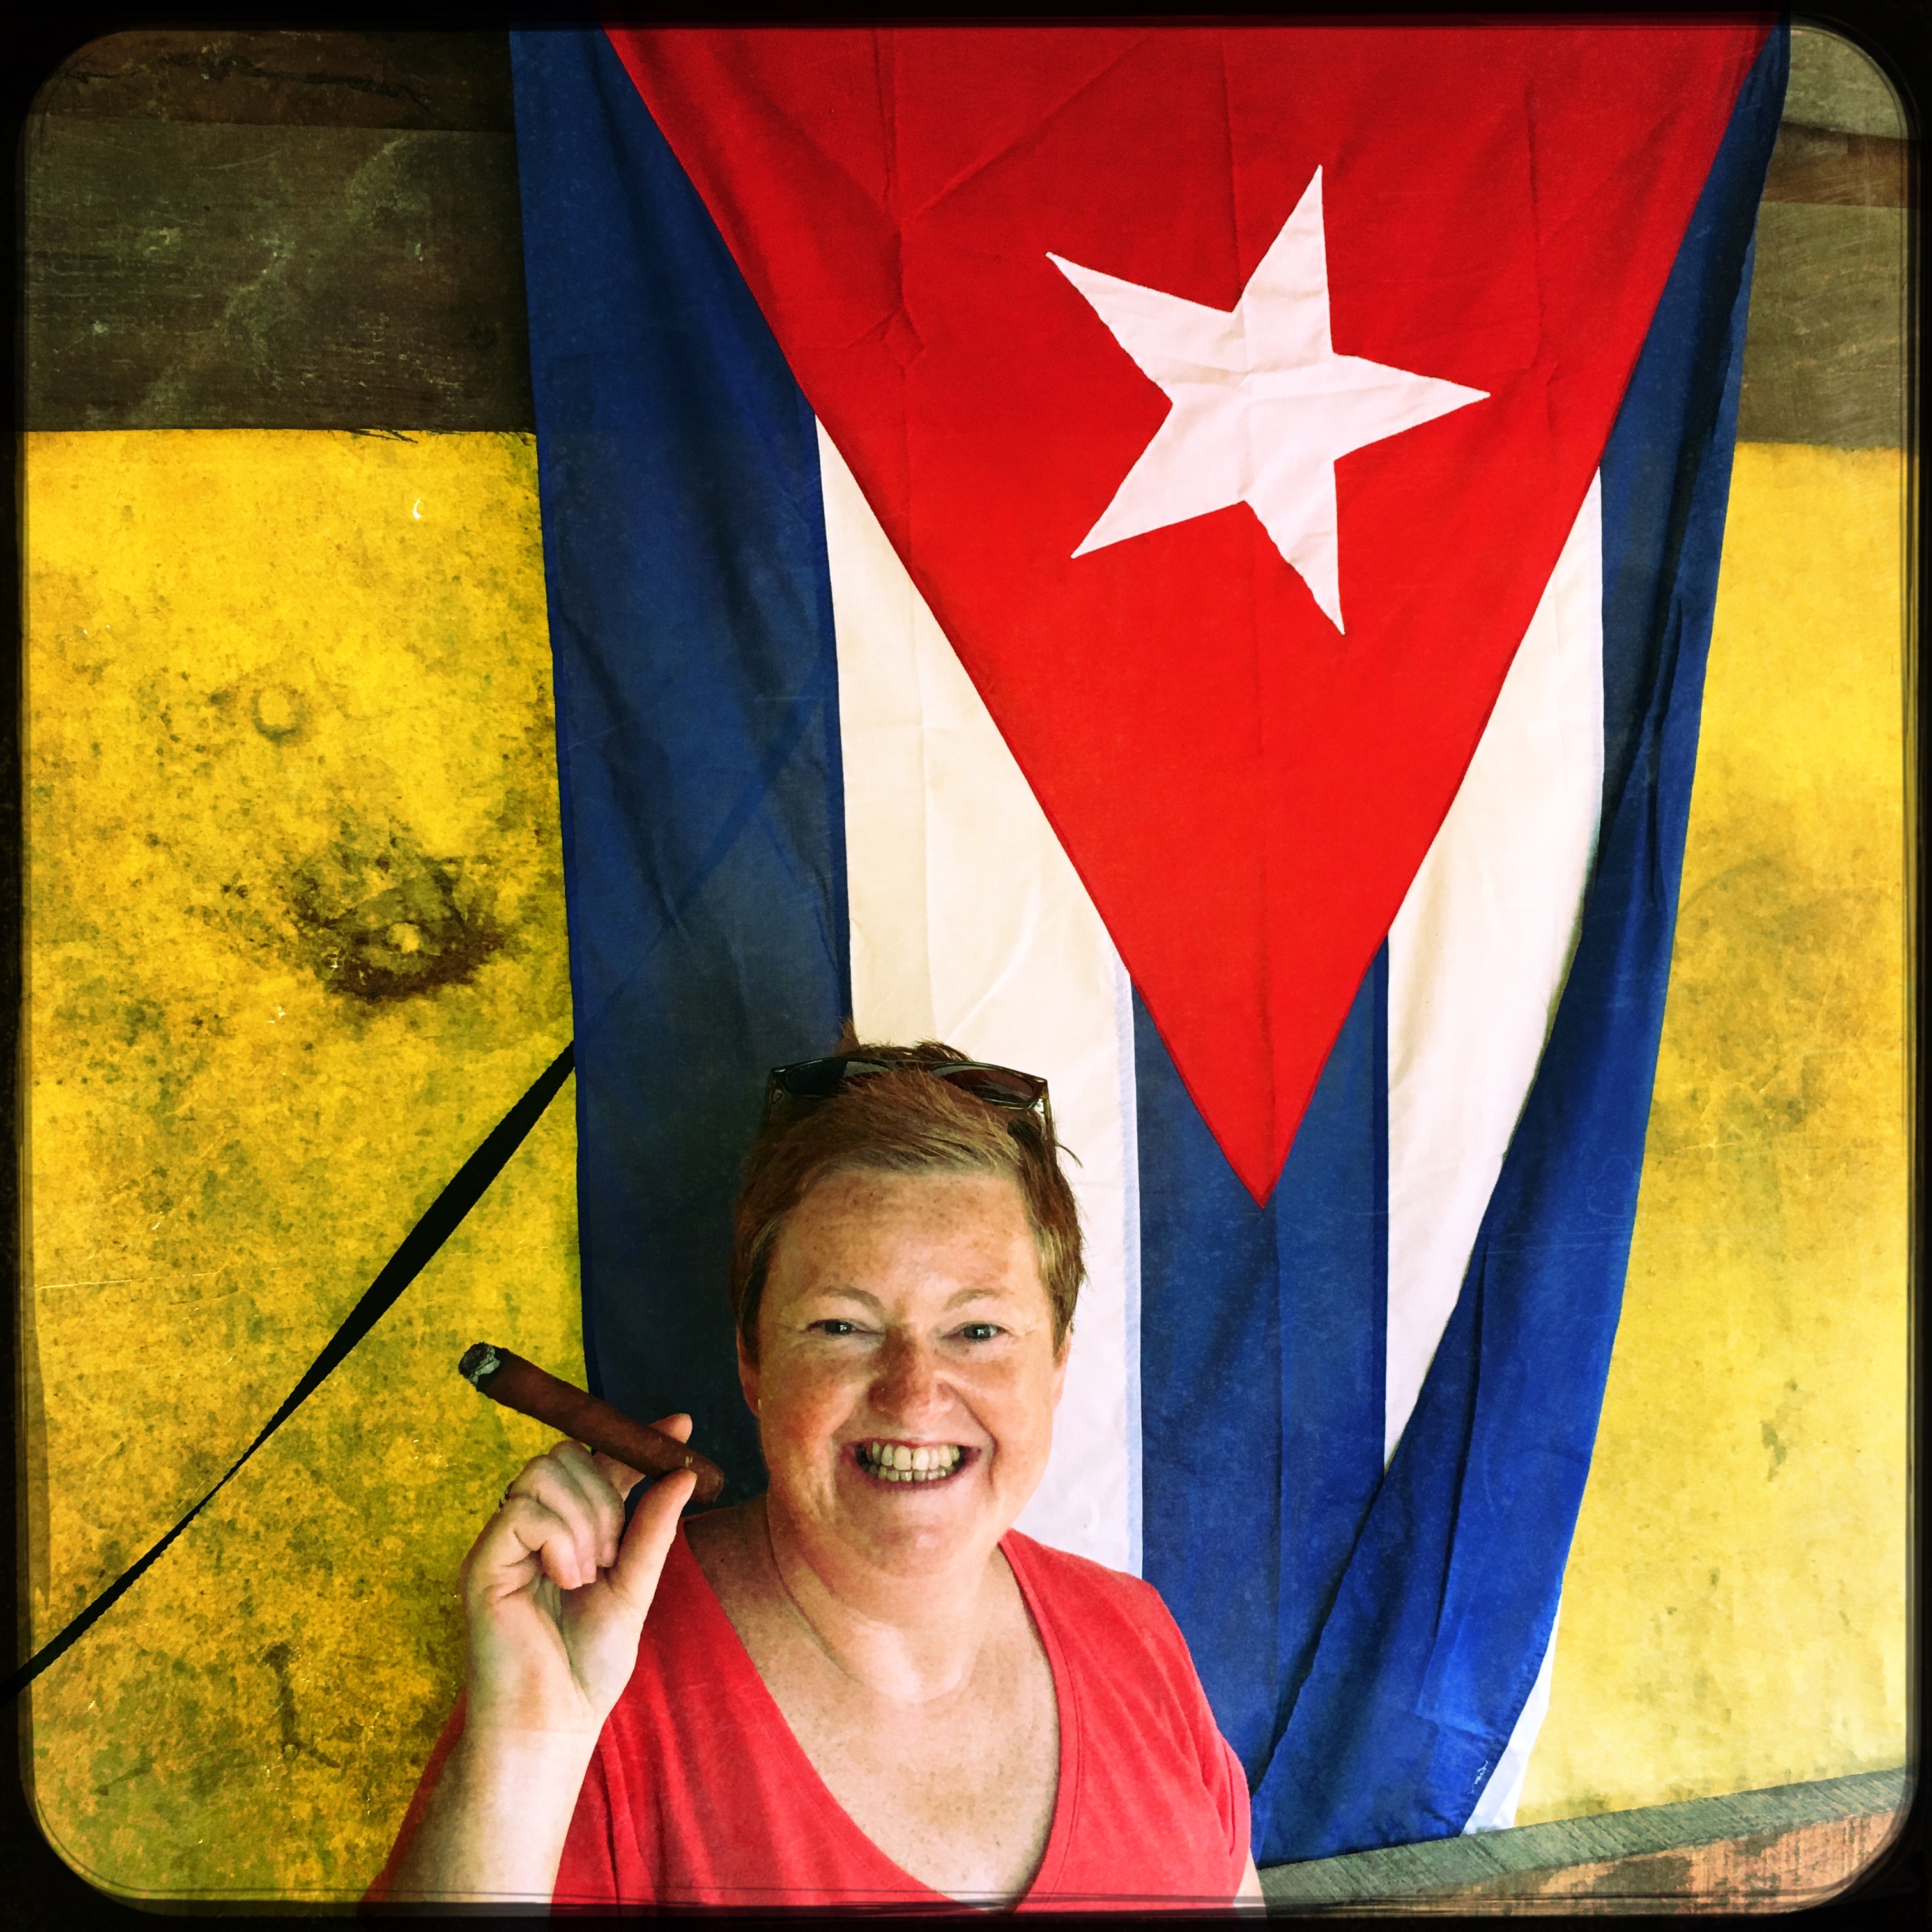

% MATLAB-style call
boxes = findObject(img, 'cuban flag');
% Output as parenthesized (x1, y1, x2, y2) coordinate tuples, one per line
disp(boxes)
(508, 23, 1784, 1862)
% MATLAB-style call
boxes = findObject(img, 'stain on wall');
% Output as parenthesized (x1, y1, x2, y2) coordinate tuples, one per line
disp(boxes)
(22, 428, 585, 1899)
(1518, 443, 1910, 1821)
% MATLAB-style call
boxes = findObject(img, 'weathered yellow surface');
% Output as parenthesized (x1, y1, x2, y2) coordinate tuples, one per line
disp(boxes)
(22, 429, 583, 1901)
(1519, 442, 1910, 1821)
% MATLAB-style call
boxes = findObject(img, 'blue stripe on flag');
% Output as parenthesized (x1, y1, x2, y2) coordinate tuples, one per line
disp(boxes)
(1245, 25, 1787, 1861)
(1138, 948, 1388, 1782)
(510, 28, 850, 1503)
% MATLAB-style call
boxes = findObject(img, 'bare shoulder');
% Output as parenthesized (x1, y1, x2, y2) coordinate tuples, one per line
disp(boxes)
(683, 1501, 765, 1618)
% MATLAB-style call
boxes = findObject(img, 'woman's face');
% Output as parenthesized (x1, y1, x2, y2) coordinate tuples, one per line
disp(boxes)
(740, 1166, 1068, 1575)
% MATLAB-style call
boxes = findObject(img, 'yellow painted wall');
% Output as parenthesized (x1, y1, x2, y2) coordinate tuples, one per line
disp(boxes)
(1519, 441, 1911, 1820)
(19, 433, 1912, 1896)
(22, 429, 584, 1901)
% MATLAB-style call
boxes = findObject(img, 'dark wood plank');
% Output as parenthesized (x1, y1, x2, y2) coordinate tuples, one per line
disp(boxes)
(1259, 1767, 1909, 1912)
(1732, 119, 1910, 452)
(1733, 114, 1912, 452)
(32, 29, 514, 130)
(1764, 123, 1914, 208)
(1736, 200, 1908, 450)
(25, 29, 530, 430)
(25, 115, 532, 430)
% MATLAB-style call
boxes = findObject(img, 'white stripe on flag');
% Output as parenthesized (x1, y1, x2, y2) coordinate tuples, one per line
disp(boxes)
(1385, 474, 1604, 1825)
(819, 425, 1143, 1574)
(1386, 473, 1606, 1462)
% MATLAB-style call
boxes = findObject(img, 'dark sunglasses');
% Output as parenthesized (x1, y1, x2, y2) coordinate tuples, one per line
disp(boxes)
(765, 1055, 1050, 1117)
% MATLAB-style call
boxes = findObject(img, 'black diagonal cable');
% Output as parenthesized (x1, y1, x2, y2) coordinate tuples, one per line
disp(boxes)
(5, 1040, 576, 1704)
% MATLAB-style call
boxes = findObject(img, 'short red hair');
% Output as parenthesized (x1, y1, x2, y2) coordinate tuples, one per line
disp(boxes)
(730, 1034, 1082, 1363)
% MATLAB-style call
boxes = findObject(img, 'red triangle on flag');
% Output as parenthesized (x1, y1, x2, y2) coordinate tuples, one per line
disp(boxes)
(610, 23, 1767, 1201)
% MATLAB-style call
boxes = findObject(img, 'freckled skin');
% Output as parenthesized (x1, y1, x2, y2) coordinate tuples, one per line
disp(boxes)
(740, 1167, 1067, 1596)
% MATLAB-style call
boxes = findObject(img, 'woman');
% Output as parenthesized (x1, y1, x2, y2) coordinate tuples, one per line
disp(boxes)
(372, 1041, 1262, 1911)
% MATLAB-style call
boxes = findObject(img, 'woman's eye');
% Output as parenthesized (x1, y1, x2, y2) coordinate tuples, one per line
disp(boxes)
(958, 1322, 1002, 1342)
(810, 1318, 860, 1336)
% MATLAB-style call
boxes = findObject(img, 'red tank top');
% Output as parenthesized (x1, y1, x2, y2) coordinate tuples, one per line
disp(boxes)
(372, 1526, 1249, 1912)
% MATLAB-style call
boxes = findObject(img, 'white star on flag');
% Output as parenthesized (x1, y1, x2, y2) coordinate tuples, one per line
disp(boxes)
(1050, 169, 1488, 633)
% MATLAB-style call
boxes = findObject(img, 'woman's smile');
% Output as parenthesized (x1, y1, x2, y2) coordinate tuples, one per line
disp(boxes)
(852, 1440, 972, 1483)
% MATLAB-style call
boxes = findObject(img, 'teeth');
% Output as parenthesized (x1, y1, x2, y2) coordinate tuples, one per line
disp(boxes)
(861, 1442, 963, 1479)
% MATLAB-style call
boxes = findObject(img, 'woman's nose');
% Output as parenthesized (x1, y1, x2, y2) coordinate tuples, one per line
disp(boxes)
(871, 1330, 946, 1416)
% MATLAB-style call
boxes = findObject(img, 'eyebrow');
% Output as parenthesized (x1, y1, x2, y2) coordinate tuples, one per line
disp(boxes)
(811, 1287, 883, 1311)
(809, 1286, 1007, 1310)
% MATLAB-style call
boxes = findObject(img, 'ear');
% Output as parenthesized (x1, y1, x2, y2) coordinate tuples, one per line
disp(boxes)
(737, 1325, 761, 1416)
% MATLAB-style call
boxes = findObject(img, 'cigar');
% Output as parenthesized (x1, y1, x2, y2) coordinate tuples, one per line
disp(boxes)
(459, 1343, 726, 1506)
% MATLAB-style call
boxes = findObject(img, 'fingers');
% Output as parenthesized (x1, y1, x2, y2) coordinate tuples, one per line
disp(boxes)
(471, 1418, 703, 1600)
(607, 1467, 698, 1614)
(588, 1452, 645, 1504)
(498, 1440, 625, 1591)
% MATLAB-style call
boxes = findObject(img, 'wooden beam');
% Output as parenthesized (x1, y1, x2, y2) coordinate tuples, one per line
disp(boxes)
(1259, 1767, 1909, 1913)
(31, 29, 515, 130)
(24, 31, 530, 430)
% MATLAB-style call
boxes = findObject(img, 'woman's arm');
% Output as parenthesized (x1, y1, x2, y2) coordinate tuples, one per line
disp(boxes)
(385, 1722, 606, 1905)
(381, 1425, 697, 1906)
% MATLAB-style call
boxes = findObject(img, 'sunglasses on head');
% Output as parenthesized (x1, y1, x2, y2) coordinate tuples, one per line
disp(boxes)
(764, 1055, 1050, 1117)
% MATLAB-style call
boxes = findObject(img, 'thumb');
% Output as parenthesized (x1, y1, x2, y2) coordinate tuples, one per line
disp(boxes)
(607, 1468, 698, 1615)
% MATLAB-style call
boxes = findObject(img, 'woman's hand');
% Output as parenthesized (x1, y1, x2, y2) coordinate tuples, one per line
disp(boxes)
(381, 1419, 700, 1905)
(460, 1416, 699, 1742)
